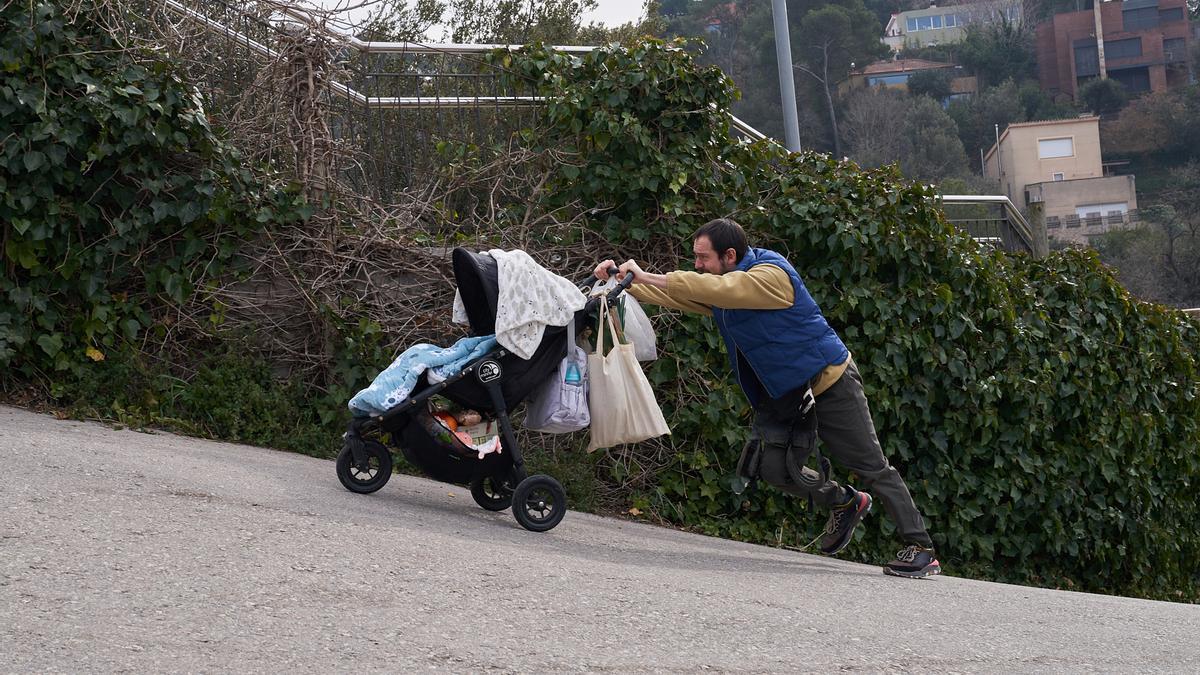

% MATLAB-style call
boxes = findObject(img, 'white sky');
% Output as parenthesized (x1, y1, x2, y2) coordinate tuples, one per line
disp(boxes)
(583, 1, 647, 27)
(315, 0, 647, 32)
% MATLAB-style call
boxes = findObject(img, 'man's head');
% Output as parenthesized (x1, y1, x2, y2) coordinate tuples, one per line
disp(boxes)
(692, 218, 747, 275)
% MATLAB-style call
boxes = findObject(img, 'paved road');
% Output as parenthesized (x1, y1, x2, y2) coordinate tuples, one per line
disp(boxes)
(2, 405, 1198, 673)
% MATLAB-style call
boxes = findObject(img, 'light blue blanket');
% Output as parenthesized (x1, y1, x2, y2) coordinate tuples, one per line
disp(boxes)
(349, 335, 498, 417)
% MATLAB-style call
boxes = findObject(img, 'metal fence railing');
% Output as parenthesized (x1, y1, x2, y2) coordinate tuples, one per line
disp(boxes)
(938, 195, 1038, 255)
(155, 0, 768, 201)
(139, 1, 1040, 257)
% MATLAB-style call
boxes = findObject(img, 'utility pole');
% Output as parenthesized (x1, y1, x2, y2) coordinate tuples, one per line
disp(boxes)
(1093, 0, 1107, 80)
(771, 0, 801, 152)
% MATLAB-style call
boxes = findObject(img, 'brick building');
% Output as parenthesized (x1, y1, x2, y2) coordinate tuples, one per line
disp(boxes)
(1035, 0, 1192, 100)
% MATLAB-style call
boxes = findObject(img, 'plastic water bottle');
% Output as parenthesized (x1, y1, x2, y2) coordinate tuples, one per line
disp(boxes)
(564, 360, 582, 385)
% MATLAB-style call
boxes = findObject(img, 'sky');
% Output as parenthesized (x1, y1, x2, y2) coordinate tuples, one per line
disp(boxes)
(582, 1, 647, 27)
(315, 0, 648, 33)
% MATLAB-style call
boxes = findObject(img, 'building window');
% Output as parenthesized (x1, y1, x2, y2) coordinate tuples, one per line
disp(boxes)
(1159, 7, 1184, 22)
(1047, 216, 1061, 229)
(1104, 38, 1143, 60)
(906, 17, 918, 31)
(1164, 38, 1186, 63)
(915, 16, 934, 30)
(1074, 45, 1100, 77)
(943, 13, 957, 27)
(1064, 214, 1081, 228)
(931, 14, 942, 29)
(1109, 66, 1152, 93)
(1077, 202, 1128, 221)
(1107, 211, 1125, 226)
(1052, 172, 1065, 181)
(1038, 137, 1074, 159)
(1122, 7, 1159, 31)
(867, 73, 911, 86)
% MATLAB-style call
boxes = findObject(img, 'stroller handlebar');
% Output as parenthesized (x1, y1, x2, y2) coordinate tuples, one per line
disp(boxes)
(579, 266, 635, 294)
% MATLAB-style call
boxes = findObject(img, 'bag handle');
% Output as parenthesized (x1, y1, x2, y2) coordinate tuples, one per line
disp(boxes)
(595, 295, 625, 355)
(566, 307, 576, 358)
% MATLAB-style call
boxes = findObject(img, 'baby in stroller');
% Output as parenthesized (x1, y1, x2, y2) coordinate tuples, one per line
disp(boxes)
(336, 247, 632, 532)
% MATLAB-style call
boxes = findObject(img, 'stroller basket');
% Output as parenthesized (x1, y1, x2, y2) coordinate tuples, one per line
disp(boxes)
(336, 248, 632, 532)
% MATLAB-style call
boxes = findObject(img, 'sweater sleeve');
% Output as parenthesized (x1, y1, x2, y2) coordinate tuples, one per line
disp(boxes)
(663, 264, 794, 310)
(628, 283, 713, 316)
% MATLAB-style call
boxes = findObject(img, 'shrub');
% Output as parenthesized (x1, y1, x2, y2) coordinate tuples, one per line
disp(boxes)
(491, 40, 1200, 600)
(0, 0, 309, 376)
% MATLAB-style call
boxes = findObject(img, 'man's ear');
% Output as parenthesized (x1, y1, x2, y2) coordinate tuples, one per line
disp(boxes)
(723, 248, 737, 267)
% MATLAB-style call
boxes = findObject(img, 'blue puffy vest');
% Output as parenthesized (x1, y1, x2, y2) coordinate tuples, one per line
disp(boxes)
(711, 248, 849, 407)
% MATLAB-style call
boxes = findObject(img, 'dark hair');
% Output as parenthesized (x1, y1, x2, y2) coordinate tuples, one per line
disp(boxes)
(693, 218, 748, 263)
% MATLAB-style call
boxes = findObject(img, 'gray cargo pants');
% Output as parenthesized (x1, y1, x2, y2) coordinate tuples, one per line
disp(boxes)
(747, 358, 933, 547)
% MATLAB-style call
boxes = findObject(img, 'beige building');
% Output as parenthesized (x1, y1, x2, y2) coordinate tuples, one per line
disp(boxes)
(841, 58, 977, 104)
(884, 0, 1022, 52)
(983, 117, 1138, 244)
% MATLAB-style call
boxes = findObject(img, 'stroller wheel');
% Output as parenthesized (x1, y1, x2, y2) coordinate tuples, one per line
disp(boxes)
(336, 440, 393, 494)
(511, 475, 567, 532)
(471, 475, 514, 512)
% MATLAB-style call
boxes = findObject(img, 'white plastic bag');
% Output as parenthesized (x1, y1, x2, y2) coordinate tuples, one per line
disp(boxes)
(525, 319, 590, 433)
(586, 296, 671, 451)
(590, 279, 657, 362)
(620, 294, 657, 362)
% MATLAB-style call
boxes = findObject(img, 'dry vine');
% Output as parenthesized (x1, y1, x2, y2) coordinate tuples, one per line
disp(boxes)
(92, 0, 681, 510)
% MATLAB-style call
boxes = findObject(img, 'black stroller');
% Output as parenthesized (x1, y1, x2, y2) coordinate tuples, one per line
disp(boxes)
(336, 248, 631, 532)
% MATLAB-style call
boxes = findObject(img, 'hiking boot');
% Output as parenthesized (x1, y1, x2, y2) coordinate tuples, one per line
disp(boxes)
(819, 489, 872, 555)
(883, 544, 942, 579)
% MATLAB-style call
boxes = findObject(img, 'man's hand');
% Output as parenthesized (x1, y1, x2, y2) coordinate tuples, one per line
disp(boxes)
(618, 259, 645, 284)
(593, 259, 617, 281)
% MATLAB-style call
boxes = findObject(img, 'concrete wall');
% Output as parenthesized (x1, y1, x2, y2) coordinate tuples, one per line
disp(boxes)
(1029, 174, 1138, 243)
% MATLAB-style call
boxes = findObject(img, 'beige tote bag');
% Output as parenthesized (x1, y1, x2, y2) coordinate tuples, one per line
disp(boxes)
(587, 296, 671, 451)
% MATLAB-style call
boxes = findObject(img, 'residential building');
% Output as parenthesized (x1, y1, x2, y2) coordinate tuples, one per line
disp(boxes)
(983, 116, 1138, 244)
(842, 58, 978, 103)
(883, 0, 1022, 51)
(1035, 0, 1192, 100)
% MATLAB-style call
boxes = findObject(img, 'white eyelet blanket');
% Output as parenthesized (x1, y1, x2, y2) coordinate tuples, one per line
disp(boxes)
(452, 249, 586, 360)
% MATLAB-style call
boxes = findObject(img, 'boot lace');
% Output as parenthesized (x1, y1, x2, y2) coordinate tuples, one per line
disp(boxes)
(825, 501, 852, 534)
(895, 545, 922, 563)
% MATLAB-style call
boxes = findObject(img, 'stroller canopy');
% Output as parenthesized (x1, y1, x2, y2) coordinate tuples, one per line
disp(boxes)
(453, 248, 500, 336)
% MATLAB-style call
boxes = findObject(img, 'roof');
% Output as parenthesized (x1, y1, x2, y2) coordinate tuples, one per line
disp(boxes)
(983, 116, 1100, 162)
(855, 58, 954, 76)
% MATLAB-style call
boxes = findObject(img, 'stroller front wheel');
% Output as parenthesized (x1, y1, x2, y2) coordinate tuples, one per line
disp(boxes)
(336, 440, 393, 494)
(511, 475, 567, 532)
(470, 474, 514, 511)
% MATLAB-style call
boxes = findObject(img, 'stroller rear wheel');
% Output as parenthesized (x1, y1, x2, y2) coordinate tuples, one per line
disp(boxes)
(470, 474, 514, 511)
(511, 475, 567, 532)
(336, 440, 393, 494)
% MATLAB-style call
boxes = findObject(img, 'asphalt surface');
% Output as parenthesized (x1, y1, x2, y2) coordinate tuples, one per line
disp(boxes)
(2, 404, 1198, 673)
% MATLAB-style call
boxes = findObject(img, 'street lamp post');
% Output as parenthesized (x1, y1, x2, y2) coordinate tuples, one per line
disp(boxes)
(771, 0, 801, 152)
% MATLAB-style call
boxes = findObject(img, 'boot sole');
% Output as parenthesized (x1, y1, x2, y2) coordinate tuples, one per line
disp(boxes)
(883, 563, 942, 579)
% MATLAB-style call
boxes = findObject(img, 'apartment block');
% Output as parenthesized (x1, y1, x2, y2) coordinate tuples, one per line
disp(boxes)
(1036, 0, 1192, 100)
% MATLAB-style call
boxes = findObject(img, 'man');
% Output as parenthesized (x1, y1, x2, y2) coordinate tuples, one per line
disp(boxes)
(593, 218, 939, 578)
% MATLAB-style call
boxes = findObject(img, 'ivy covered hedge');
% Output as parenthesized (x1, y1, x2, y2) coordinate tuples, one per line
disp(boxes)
(490, 41, 1200, 601)
(0, 1, 309, 375)
(3, 1, 1196, 603)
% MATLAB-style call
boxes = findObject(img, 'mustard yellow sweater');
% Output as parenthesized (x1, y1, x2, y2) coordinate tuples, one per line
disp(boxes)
(629, 265, 848, 396)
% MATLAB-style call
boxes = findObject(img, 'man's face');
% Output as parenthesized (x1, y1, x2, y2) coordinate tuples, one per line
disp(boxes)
(693, 236, 734, 275)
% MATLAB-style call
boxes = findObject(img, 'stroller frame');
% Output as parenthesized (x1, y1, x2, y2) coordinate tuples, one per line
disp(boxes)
(337, 250, 631, 532)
